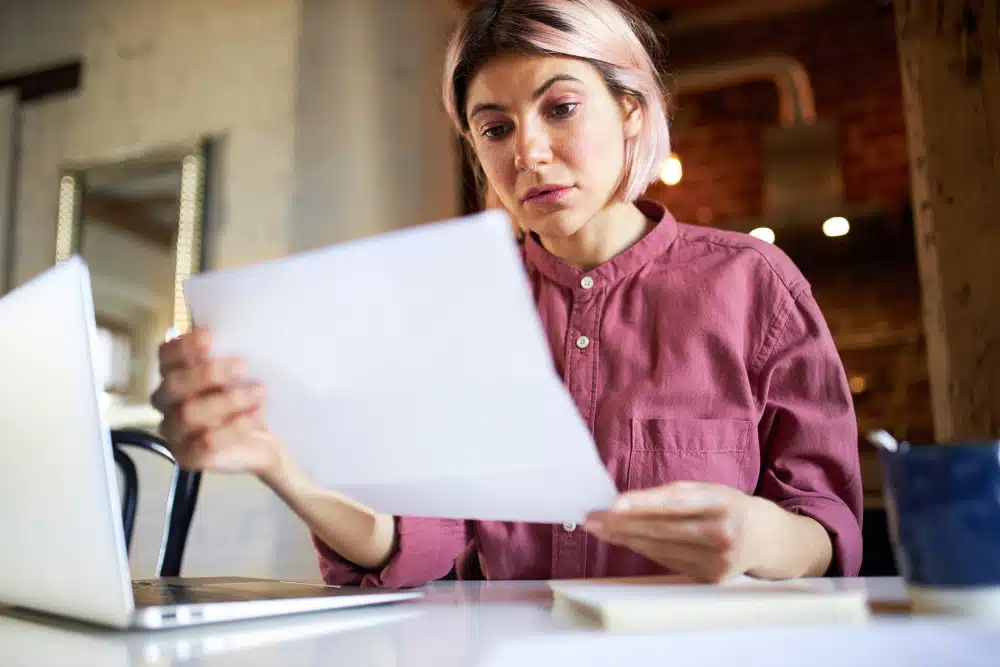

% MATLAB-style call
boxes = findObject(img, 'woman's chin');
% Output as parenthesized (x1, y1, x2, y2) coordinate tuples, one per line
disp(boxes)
(522, 211, 587, 241)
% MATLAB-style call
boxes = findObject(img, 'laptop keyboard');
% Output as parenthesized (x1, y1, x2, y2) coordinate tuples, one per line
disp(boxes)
(132, 580, 255, 607)
(131, 578, 353, 608)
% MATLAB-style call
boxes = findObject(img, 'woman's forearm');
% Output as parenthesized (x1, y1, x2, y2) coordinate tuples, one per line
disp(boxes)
(257, 448, 397, 571)
(745, 497, 833, 579)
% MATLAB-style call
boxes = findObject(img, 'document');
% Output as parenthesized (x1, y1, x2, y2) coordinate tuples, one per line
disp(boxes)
(184, 210, 619, 524)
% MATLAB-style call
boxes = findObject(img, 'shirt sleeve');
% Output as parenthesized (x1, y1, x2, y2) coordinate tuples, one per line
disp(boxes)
(313, 516, 470, 589)
(754, 285, 864, 576)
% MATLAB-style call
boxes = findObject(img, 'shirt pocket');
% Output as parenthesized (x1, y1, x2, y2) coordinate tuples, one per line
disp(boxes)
(626, 418, 754, 492)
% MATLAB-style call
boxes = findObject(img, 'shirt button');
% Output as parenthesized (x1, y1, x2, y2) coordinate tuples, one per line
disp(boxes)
(575, 335, 590, 350)
(580, 276, 594, 290)
(563, 522, 577, 532)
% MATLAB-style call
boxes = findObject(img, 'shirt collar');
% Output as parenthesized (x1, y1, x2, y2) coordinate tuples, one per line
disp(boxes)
(523, 199, 678, 289)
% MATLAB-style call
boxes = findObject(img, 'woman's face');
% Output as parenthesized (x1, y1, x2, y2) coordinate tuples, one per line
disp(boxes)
(464, 55, 641, 240)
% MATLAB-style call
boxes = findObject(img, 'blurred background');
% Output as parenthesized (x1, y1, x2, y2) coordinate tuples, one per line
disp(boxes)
(0, 0, 995, 581)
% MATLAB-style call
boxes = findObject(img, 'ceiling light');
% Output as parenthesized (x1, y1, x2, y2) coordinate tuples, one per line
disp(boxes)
(659, 153, 682, 186)
(749, 227, 775, 244)
(823, 216, 850, 237)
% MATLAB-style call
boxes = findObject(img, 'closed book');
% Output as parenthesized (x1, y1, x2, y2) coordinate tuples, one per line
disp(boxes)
(548, 576, 869, 631)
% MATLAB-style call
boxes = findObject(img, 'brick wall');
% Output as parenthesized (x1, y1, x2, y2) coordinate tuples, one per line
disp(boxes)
(646, 0, 910, 227)
(639, 1, 929, 505)
(807, 258, 933, 505)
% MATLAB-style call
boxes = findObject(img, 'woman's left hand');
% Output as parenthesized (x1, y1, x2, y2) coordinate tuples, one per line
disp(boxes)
(583, 481, 767, 582)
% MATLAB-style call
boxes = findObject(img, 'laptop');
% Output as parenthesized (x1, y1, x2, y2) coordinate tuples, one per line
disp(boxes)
(1, 601, 423, 664)
(0, 257, 423, 629)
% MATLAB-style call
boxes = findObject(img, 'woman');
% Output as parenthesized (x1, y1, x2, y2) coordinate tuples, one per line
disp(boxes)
(152, 0, 863, 586)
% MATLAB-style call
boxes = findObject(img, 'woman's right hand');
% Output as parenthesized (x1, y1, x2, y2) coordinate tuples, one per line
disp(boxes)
(152, 328, 398, 571)
(151, 327, 283, 477)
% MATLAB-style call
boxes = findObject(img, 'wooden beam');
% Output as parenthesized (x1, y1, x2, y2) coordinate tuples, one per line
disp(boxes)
(0, 61, 82, 103)
(82, 194, 176, 250)
(894, 0, 1000, 440)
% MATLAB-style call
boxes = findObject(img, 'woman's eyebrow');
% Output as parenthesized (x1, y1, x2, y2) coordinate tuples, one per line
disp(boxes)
(469, 74, 584, 120)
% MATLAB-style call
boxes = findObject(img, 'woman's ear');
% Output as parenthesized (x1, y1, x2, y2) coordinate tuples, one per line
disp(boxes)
(620, 95, 643, 140)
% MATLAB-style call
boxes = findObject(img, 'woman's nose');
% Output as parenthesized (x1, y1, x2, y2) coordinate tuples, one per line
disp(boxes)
(513, 124, 552, 172)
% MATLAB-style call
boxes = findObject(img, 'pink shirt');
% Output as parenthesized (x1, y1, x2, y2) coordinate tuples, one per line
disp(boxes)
(314, 200, 863, 587)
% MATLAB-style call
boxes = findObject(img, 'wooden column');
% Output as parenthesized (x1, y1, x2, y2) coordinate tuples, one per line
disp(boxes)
(894, 0, 1000, 441)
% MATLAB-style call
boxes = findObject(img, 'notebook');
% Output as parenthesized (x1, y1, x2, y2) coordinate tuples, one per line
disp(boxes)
(548, 575, 869, 631)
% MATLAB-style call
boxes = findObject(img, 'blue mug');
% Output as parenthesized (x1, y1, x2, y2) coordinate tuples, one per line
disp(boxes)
(871, 431, 1000, 619)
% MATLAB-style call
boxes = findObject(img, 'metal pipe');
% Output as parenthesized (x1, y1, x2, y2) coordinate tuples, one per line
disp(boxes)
(672, 56, 817, 126)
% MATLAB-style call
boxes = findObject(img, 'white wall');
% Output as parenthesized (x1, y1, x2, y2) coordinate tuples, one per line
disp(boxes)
(14, 96, 73, 288)
(0, 91, 14, 292)
(0, 0, 87, 287)
(5, 0, 309, 579)
(0, 0, 87, 75)
(371, 0, 462, 231)
(291, 0, 460, 251)
(4, 0, 463, 580)
(67, 0, 310, 579)
(65, 0, 300, 269)
(5, 0, 462, 281)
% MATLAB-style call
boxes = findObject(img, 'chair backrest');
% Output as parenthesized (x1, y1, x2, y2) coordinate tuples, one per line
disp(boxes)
(110, 428, 201, 578)
(113, 447, 139, 549)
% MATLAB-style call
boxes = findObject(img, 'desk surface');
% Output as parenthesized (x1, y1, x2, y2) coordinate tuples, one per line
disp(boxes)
(2, 577, 992, 667)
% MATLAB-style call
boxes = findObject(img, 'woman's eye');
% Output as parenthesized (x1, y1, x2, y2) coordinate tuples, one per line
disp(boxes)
(482, 124, 511, 140)
(549, 103, 578, 118)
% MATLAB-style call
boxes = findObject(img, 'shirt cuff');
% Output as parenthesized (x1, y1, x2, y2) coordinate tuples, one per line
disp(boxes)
(313, 516, 468, 589)
(777, 495, 863, 577)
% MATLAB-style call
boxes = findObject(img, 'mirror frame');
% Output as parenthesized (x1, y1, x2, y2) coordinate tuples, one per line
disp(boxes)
(54, 139, 211, 335)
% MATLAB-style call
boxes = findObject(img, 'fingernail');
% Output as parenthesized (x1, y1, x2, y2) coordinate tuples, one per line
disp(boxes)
(613, 498, 631, 511)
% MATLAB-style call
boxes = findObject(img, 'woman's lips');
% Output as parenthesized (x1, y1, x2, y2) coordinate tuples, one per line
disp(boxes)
(523, 185, 573, 205)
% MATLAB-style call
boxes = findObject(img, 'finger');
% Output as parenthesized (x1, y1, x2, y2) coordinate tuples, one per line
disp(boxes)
(591, 526, 719, 575)
(586, 513, 737, 552)
(229, 399, 269, 432)
(158, 327, 212, 374)
(610, 535, 740, 583)
(609, 482, 730, 517)
(168, 382, 265, 444)
(160, 394, 259, 466)
(151, 357, 249, 412)
(246, 399, 268, 427)
(183, 412, 274, 473)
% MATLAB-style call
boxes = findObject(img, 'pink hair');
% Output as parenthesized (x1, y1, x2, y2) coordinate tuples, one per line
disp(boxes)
(442, 0, 672, 204)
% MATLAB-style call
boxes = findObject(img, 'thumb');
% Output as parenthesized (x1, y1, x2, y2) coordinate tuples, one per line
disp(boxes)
(615, 482, 725, 514)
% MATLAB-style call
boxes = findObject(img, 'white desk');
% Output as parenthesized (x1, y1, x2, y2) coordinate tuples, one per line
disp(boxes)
(2, 578, 991, 667)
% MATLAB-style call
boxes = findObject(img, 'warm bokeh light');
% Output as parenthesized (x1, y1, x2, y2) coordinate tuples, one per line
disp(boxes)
(823, 216, 850, 237)
(659, 153, 682, 186)
(849, 375, 869, 395)
(749, 227, 776, 244)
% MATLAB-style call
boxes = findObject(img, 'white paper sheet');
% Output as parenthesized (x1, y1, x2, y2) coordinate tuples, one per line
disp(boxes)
(477, 620, 1000, 667)
(184, 210, 619, 523)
